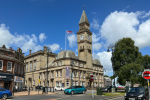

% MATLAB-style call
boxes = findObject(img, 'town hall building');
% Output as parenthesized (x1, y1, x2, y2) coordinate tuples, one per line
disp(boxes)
(24, 10, 104, 89)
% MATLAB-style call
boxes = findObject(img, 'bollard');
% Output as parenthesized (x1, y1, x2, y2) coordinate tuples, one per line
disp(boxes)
(28, 87, 30, 95)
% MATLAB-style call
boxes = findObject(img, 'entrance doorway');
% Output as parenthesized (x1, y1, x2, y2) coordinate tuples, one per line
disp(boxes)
(4, 81, 10, 90)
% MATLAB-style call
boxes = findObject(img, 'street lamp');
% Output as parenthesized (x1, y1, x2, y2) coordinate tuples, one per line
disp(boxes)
(71, 60, 74, 96)
(103, 69, 106, 87)
(46, 46, 52, 94)
(107, 43, 115, 90)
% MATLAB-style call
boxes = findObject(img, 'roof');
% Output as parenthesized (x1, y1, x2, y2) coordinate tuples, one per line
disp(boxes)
(0, 47, 14, 53)
(93, 59, 101, 65)
(79, 10, 90, 25)
(104, 77, 111, 81)
(56, 50, 79, 60)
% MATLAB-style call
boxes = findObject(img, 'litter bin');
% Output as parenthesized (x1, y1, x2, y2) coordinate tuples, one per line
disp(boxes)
(97, 87, 103, 95)
(43, 87, 45, 93)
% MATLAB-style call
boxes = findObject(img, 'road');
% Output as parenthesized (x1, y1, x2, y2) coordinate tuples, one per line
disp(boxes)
(8, 90, 125, 100)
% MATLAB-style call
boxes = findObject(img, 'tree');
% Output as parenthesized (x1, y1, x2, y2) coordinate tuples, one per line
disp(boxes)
(117, 63, 144, 86)
(104, 75, 109, 77)
(112, 37, 143, 86)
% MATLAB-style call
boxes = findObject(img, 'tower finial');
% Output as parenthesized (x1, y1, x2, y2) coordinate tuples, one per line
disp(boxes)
(83, 5, 85, 10)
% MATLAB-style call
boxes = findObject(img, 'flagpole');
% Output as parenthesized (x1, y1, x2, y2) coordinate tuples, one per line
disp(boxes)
(65, 30, 67, 51)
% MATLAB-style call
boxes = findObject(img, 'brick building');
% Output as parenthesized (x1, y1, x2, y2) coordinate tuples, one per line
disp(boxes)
(25, 10, 104, 89)
(0, 45, 25, 90)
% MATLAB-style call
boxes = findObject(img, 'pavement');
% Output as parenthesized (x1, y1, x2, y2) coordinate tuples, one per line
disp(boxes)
(12, 90, 58, 97)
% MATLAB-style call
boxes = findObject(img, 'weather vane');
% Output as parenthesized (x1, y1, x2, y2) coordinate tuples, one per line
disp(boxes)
(83, 5, 85, 10)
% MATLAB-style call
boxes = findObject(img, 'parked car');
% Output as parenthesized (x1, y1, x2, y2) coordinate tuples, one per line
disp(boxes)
(124, 87, 148, 100)
(35, 86, 43, 90)
(64, 86, 87, 95)
(0, 87, 12, 99)
(54, 86, 64, 91)
(102, 86, 117, 92)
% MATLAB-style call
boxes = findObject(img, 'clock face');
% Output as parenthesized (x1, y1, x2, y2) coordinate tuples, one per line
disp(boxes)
(87, 35, 90, 40)
(80, 35, 84, 40)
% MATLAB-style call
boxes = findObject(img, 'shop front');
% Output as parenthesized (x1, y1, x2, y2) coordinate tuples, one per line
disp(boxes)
(14, 76, 24, 91)
(0, 74, 13, 90)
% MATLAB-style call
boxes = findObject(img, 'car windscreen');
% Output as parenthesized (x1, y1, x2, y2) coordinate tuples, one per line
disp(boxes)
(67, 86, 76, 89)
(128, 87, 145, 93)
(57, 86, 60, 88)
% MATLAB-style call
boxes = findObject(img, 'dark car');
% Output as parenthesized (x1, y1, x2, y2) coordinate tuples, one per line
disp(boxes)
(102, 86, 117, 92)
(64, 86, 87, 95)
(124, 87, 148, 100)
(35, 86, 43, 90)
(0, 87, 12, 99)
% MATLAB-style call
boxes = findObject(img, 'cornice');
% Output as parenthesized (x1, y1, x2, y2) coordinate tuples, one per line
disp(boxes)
(76, 29, 92, 35)
(25, 51, 57, 59)
(0, 55, 25, 65)
(54, 57, 86, 63)
(77, 40, 92, 44)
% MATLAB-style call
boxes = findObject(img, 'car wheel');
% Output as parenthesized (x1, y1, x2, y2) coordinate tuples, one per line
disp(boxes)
(71, 91, 74, 95)
(82, 91, 85, 94)
(61, 89, 62, 91)
(2, 94, 7, 99)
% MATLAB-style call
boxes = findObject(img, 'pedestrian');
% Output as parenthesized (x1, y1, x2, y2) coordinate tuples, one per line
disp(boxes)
(15, 85, 18, 92)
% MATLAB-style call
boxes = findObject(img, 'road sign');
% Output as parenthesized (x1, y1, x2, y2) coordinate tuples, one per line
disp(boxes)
(39, 79, 40, 83)
(90, 75, 94, 81)
(142, 70, 150, 80)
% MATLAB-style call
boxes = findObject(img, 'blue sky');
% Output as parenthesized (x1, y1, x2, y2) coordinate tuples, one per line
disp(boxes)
(1, 0, 150, 84)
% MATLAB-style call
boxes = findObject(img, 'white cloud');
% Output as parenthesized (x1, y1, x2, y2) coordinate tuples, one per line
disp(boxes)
(0, 23, 44, 53)
(142, 11, 150, 18)
(122, 5, 130, 12)
(39, 33, 47, 43)
(96, 51, 112, 71)
(93, 43, 102, 51)
(48, 43, 60, 52)
(92, 33, 100, 43)
(67, 34, 77, 48)
(100, 11, 150, 49)
(0, 24, 13, 48)
(91, 18, 100, 30)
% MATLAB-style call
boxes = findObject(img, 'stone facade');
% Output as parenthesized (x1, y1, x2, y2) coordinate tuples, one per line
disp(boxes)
(24, 10, 104, 89)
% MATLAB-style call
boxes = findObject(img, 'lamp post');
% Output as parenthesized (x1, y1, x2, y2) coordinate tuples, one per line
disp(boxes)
(71, 60, 74, 96)
(103, 69, 106, 87)
(107, 43, 115, 91)
(46, 46, 52, 94)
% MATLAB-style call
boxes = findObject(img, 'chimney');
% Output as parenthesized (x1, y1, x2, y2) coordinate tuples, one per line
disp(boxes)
(2, 45, 6, 48)
(29, 50, 31, 55)
(23, 53, 25, 57)
(43, 46, 47, 53)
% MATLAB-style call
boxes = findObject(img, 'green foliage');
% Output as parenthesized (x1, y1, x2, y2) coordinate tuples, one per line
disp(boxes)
(104, 75, 109, 77)
(142, 55, 150, 69)
(112, 37, 144, 86)
(109, 76, 114, 80)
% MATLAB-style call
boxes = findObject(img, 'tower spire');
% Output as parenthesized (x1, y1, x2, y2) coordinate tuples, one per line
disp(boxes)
(79, 7, 90, 25)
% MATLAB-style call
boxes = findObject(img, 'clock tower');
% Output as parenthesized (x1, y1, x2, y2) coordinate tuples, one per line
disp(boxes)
(77, 10, 92, 69)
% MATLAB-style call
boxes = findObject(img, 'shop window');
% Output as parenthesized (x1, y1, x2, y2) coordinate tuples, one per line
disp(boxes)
(7, 62, 12, 71)
(0, 60, 3, 70)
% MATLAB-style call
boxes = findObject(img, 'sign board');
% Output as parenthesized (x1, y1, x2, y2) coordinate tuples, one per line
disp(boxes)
(14, 76, 24, 82)
(39, 79, 40, 83)
(142, 70, 150, 80)
(0, 76, 6, 78)
(90, 75, 94, 81)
